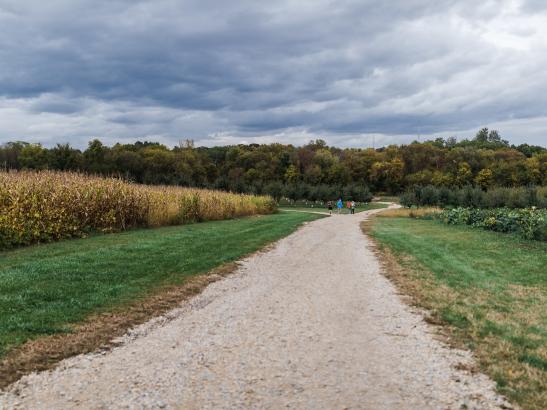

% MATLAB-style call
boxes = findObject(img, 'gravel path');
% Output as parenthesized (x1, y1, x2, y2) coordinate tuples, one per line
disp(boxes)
(0, 208, 511, 409)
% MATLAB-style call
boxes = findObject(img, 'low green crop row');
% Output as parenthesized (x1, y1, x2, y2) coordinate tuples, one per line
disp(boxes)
(435, 207, 546, 240)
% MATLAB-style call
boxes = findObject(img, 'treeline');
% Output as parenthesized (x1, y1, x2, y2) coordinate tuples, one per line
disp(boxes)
(1, 128, 545, 198)
(256, 182, 373, 202)
(401, 185, 547, 209)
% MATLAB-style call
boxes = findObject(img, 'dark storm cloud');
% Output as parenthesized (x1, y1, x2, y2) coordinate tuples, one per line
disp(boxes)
(0, 0, 546, 147)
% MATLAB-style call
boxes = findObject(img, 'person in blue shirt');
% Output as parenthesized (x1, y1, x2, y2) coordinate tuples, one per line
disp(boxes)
(336, 198, 343, 214)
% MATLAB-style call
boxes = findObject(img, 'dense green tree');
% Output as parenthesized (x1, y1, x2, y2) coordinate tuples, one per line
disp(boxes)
(19, 143, 49, 169)
(49, 144, 82, 170)
(0, 129, 545, 199)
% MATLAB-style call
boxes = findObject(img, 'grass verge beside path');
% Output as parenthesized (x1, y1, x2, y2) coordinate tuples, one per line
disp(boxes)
(365, 217, 546, 410)
(280, 202, 388, 214)
(0, 211, 324, 387)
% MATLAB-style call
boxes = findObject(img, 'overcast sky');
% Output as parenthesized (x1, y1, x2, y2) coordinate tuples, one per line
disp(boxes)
(0, 0, 546, 148)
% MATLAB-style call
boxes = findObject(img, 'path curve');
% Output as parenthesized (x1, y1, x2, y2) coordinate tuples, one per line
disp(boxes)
(0, 208, 511, 409)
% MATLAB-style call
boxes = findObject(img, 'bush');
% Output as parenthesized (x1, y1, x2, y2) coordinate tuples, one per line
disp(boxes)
(483, 188, 510, 208)
(346, 184, 373, 202)
(0, 171, 276, 249)
(418, 185, 439, 206)
(436, 186, 454, 207)
(400, 190, 418, 208)
(538, 186, 547, 208)
(436, 207, 546, 240)
(458, 186, 484, 208)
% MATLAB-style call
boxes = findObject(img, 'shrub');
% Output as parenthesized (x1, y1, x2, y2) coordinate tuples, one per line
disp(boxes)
(0, 171, 276, 249)
(538, 186, 547, 208)
(400, 190, 418, 208)
(483, 188, 510, 208)
(436, 186, 454, 207)
(418, 185, 439, 206)
(457, 186, 484, 208)
(345, 184, 373, 202)
(436, 207, 546, 240)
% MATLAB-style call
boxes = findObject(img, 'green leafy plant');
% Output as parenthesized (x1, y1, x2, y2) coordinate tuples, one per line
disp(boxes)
(436, 207, 546, 240)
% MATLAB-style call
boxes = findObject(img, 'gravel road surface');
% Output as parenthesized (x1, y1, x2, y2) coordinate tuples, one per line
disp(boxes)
(0, 208, 511, 409)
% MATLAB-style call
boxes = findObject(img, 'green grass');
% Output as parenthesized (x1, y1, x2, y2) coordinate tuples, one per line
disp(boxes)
(0, 212, 323, 359)
(280, 202, 388, 214)
(369, 217, 547, 409)
(279, 207, 329, 213)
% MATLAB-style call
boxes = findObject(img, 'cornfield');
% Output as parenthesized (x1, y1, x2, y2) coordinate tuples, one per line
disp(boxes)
(0, 170, 276, 249)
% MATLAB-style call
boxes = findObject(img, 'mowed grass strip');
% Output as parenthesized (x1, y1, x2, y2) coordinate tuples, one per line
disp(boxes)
(0, 212, 323, 362)
(366, 217, 547, 410)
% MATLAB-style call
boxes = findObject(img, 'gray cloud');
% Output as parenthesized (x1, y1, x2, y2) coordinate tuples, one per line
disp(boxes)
(0, 0, 546, 148)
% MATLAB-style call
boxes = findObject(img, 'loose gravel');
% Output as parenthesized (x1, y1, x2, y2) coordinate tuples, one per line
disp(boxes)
(0, 207, 512, 409)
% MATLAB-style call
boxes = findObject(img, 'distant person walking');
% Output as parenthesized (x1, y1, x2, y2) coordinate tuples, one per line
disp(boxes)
(346, 201, 351, 214)
(327, 200, 333, 215)
(336, 198, 343, 214)
(350, 200, 356, 214)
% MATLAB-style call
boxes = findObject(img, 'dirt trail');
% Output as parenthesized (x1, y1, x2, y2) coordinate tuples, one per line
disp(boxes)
(0, 208, 511, 409)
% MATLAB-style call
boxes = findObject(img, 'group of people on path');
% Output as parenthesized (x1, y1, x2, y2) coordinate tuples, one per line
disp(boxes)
(327, 199, 356, 215)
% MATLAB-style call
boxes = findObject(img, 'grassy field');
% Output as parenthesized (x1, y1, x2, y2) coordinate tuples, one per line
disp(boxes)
(366, 217, 547, 409)
(280, 202, 388, 214)
(0, 212, 323, 366)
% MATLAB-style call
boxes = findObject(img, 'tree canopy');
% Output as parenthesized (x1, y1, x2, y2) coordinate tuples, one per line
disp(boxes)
(1, 129, 545, 200)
